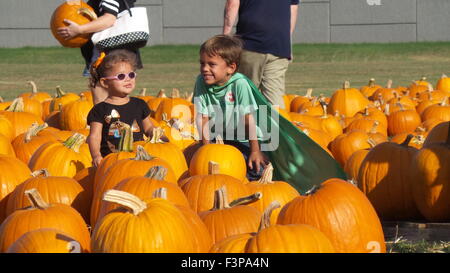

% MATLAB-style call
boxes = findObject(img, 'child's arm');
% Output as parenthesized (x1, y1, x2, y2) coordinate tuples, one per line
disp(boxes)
(87, 121, 104, 167)
(245, 113, 268, 173)
(142, 117, 156, 138)
(196, 114, 211, 145)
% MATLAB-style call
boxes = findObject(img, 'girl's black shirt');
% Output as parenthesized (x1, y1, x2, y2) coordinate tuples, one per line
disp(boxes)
(87, 97, 150, 157)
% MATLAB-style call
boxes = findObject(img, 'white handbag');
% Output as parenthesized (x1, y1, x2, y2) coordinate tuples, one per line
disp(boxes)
(91, 4, 149, 51)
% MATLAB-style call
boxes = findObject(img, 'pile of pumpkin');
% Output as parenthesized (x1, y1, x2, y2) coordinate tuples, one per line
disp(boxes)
(0, 74, 448, 253)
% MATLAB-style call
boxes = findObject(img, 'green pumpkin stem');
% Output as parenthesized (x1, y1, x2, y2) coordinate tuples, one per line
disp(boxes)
(55, 86, 66, 98)
(257, 163, 274, 184)
(103, 189, 147, 216)
(31, 169, 50, 178)
(24, 122, 48, 143)
(258, 201, 281, 231)
(368, 78, 376, 87)
(144, 166, 167, 181)
(117, 123, 134, 152)
(63, 133, 86, 153)
(149, 127, 166, 143)
(25, 188, 50, 210)
(134, 145, 155, 161)
(152, 187, 168, 200)
(305, 184, 321, 196)
(343, 81, 350, 90)
(229, 192, 262, 207)
(5, 97, 25, 112)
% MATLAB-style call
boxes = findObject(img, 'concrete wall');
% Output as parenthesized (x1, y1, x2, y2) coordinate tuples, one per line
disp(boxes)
(1, 0, 450, 47)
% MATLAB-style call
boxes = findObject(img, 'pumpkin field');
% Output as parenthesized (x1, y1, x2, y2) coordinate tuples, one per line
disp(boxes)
(0, 42, 449, 254)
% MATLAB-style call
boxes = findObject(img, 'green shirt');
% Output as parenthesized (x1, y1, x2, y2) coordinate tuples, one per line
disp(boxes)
(193, 73, 261, 142)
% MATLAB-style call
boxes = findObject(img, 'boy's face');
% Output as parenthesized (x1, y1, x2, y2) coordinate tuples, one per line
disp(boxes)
(200, 52, 237, 86)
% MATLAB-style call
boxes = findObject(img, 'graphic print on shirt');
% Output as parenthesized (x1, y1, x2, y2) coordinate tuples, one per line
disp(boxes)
(226, 91, 235, 103)
(105, 109, 123, 139)
(131, 119, 141, 133)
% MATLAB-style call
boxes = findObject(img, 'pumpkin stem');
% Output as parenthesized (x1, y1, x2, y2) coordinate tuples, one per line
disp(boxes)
(386, 79, 393, 89)
(258, 201, 281, 231)
(157, 89, 167, 98)
(63, 133, 86, 153)
(31, 169, 50, 178)
(208, 161, 220, 175)
(117, 122, 134, 152)
(186, 92, 194, 102)
(144, 166, 167, 181)
(0, 96, 3, 103)
(400, 134, 414, 147)
(171, 88, 180, 98)
(24, 122, 48, 143)
(305, 88, 313, 98)
(25, 188, 50, 210)
(78, 7, 98, 20)
(152, 187, 168, 200)
(55, 86, 66, 98)
(369, 120, 380, 134)
(215, 135, 225, 144)
(67, 241, 81, 253)
(229, 192, 262, 207)
(368, 78, 375, 87)
(103, 189, 147, 216)
(5, 97, 25, 112)
(305, 184, 321, 196)
(440, 97, 448, 106)
(427, 83, 434, 92)
(139, 88, 147, 97)
(442, 74, 448, 79)
(134, 145, 155, 161)
(212, 186, 230, 210)
(384, 103, 390, 116)
(367, 138, 378, 148)
(257, 163, 274, 184)
(320, 100, 328, 118)
(149, 127, 166, 143)
(27, 81, 38, 94)
(343, 81, 350, 90)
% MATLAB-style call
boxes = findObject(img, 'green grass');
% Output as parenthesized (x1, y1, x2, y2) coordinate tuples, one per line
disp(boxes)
(1, 42, 450, 101)
(387, 239, 450, 253)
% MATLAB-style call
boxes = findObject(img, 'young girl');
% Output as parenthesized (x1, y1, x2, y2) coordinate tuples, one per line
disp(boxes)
(87, 49, 154, 167)
(194, 35, 269, 180)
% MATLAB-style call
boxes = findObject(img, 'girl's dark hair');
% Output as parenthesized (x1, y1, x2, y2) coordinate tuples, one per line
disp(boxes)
(200, 35, 243, 69)
(89, 49, 138, 88)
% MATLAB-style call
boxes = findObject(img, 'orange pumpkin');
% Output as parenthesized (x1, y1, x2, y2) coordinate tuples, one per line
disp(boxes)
(91, 189, 206, 253)
(329, 130, 373, 167)
(360, 78, 382, 98)
(436, 74, 450, 92)
(28, 133, 92, 178)
(357, 135, 421, 220)
(423, 121, 449, 147)
(328, 81, 370, 118)
(0, 115, 14, 141)
(277, 179, 386, 253)
(0, 134, 15, 158)
(59, 94, 93, 131)
(6, 228, 83, 253)
(387, 105, 422, 136)
(0, 189, 91, 252)
(50, 0, 97, 48)
(0, 98, 44, 138)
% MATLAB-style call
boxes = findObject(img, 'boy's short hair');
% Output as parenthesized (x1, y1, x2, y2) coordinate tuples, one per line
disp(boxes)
(200, 35, 243, 68)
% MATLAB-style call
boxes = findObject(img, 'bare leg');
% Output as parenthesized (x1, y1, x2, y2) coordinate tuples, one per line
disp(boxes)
(92, 85, 109, 105)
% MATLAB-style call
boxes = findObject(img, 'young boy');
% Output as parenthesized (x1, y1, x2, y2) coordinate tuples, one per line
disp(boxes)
(193, 35, 269, 180)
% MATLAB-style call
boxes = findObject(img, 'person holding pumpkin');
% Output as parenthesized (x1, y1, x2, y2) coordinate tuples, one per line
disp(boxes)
(194, 35, 270, 180)
(56, 0, 143, 104)
(86, 49, 155, 167)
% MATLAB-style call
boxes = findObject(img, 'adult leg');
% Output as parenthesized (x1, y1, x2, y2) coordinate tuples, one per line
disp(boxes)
(259, 54, 289, 109)
(238, 50, 267, 89)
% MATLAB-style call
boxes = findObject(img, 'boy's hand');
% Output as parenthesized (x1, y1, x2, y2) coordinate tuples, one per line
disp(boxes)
(248, 151, 268, 173)
(92, 155, 103, 168)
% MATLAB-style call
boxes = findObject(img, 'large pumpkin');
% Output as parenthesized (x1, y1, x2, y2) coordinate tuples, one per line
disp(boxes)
(91, 190, 204, 253)
(246, 164, 299, 225)
(411, 126, 450, 221)
(18, 81, 52, 103)
(0, 189, 91, 252)
(277, 179, 386, 253)
(5, 169, 90, 224)
(59, 94, 93, 131)
(436, 74, 450, 92)
(327, 81, 370, 118)
(357, 135, 421, 220)
(50, 1, 97, 48)
(189, 136, 247, 181)
(28, 133, 91, 178)
(0, 98, 44, 138)
(423, 121, 449, 147)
